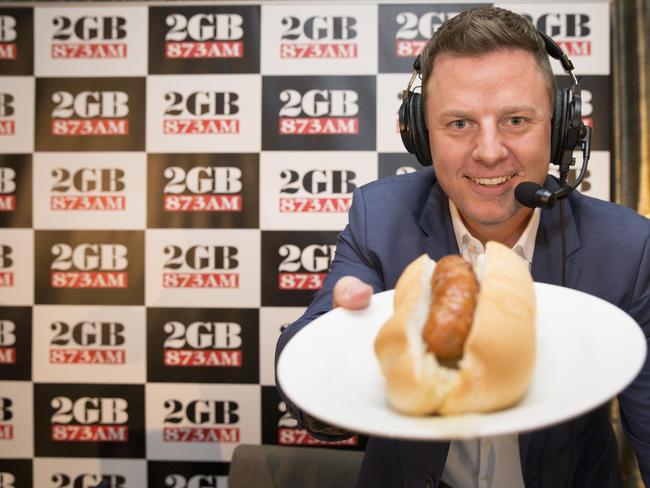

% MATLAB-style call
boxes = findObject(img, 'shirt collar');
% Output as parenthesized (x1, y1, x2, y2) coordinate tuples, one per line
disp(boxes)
(448, 199, 541, 266)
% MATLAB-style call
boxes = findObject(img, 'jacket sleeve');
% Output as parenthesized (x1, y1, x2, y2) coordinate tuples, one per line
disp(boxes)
(274, 186, 386, 440)
(617, 229, 650, 485)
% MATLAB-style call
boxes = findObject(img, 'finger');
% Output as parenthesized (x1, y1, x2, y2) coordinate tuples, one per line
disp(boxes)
(333, 276, 373, 310)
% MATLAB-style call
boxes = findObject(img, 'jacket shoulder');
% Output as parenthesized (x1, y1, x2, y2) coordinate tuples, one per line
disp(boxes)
(358, 167, 436, 206)
(570, 193, 650, 276)
(572, 192, 650, 239)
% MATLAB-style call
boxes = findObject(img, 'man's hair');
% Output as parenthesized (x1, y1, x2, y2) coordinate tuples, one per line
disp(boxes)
(419, 6, 556, 111)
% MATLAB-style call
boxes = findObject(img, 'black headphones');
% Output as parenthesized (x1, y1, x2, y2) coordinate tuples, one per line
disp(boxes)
(398, 31, 588, 172)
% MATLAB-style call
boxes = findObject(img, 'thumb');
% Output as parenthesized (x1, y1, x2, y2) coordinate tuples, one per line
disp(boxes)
(333, 276, 373, 310)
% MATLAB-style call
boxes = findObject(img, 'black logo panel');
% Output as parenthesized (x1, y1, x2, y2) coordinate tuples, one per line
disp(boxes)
(0, 307, 30, 381)
(147, 153, 259, 228)
(378, 4, 483, 73)
(147, 461, 229, 488)
(262, 76, 375, 150)
(378, 153, 421, 179)
(0, 459, 32, 488)
(149, 5, 260, 74)
(34, 383, 145, 458)
(0, 154, 31, 228)
(261, 386, 367, 450)
(35, 78, 145, 151)
(34, 230, 144, 305)
(0, 8, 33, 75)
(147, 307, 259, 383)
(262, 230, 339, 306)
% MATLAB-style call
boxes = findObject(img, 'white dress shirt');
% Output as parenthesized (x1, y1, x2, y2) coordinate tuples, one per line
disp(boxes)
(440, 200, 541, 488)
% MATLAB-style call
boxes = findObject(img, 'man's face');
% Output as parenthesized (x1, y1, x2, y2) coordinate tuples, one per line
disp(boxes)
(425, 48, 552, 238)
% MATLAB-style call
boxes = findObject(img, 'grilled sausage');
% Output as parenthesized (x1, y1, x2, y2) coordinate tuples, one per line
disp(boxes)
(422, 255, 479, 360)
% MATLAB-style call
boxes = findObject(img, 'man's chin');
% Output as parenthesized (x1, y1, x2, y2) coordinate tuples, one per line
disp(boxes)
(461, 208, 522, 230)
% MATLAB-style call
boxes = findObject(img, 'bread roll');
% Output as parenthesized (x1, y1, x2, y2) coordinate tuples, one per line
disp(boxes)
(374, 241, 536, 415)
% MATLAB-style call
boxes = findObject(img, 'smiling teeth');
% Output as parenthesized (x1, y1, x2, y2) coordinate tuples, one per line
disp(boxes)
(471, 175, 512, 186)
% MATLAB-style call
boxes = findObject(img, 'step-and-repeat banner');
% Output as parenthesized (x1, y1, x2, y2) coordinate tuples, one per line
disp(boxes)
(0, 2, 609, 486)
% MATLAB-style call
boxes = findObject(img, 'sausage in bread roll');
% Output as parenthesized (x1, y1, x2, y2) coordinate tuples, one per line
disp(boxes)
(374, 241, 536, 415)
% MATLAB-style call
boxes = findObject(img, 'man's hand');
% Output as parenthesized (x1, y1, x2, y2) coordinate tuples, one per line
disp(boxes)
(332, 276, 373, 309)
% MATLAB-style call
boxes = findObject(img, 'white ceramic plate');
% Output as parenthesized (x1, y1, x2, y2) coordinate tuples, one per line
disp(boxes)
(277, 283, 647, 440)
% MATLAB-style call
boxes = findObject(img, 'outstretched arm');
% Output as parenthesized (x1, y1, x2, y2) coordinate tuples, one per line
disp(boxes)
(274, 186, 385, 440)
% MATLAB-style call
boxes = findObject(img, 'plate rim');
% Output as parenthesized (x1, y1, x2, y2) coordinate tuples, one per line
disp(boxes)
(277, 283, 647, 440)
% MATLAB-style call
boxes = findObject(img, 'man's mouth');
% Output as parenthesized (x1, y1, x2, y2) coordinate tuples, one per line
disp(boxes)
(468, 174, 516, 186)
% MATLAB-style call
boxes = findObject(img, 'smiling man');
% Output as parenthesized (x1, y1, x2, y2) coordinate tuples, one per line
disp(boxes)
(426, 47, 551, 247)
(276, 6, 650, 488)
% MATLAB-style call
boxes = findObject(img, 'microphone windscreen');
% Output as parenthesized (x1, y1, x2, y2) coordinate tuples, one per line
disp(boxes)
(515, 182, 543, 208)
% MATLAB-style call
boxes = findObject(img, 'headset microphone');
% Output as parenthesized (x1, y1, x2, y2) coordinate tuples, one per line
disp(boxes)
(515, 182, 556, 209)
(515, 123, 592, 210)
(515, 182, 573, 209)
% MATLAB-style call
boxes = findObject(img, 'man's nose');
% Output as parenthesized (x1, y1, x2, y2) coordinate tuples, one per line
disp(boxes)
(471, 125, 508, 165)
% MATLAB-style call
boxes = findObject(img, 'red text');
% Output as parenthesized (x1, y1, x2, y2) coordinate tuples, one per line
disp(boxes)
(279, 117, 358, 135)
(49, 348, 125, 364)
(165, 41, 243, 59)
(280, 43, 357, 59)
(50, 271, 128, 288)
(164, 349, 241, 367)
(0, 195, 15, 211)
(51, 424, 128, 442)
(163, 426, 240, 443)
(278, 272, 326, 290)
(279, 197, 351, 213)
(51, 43, 127, 59)
(50, 195, 125, 211)
(52, 119, 128, 136)
(164, 194, 242, 212)
(163, 272, 239, 289)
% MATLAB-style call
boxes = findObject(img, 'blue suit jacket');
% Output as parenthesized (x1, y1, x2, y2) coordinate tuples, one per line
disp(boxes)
(276, 168, 650, 488)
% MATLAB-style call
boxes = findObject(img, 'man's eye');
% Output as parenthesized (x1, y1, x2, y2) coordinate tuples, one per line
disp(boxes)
(452, 120, 466, 129)
(510, 116, 524, 126)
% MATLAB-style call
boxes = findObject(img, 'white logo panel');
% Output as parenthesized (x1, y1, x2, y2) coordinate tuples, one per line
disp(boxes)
(34, 6, 148, 76)
(259, 307, 305, 385)
(260, 151, 377, 230)
(33, 306, 146, 383)
(147, 75, 261, 153)
(146, 383, 260, 461)
(377, 73, 412, 153)
(500, 3, 609, 75)
(0, 77, 34, 154)
(33, 152, 146, 230)
(146, 229, 260, 307)
(0, 230, 33, 306)
(261, 4, 377, 74)
(33, 458, 147, 488)
(0, 381, 33, 458)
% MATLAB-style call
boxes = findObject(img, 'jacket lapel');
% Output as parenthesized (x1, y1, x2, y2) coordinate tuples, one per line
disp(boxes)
(418, 183, 460, 259)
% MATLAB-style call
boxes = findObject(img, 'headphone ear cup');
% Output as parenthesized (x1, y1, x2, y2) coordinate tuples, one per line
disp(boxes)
(407, 92, 433, 166)
(550, 88, 569, 165)
(398, 93, 415, 154)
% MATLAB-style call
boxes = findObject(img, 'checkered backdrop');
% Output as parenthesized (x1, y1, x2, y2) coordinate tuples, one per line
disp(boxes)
(0, 2, 610, 486)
